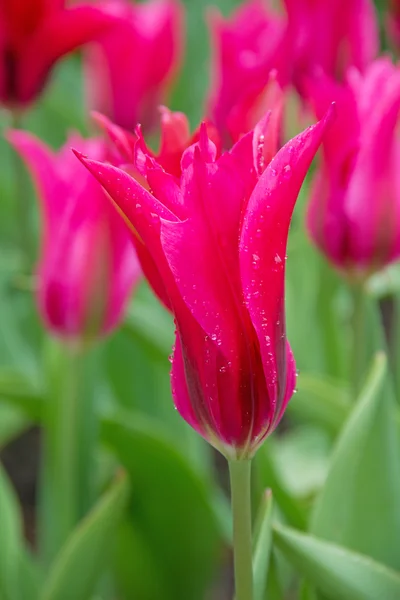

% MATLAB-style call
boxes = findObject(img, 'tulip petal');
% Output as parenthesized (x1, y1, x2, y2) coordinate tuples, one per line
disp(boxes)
(240, 109, 333, 408)
(85, 0, 183, 131)
(74, 153, 178, 309)
(7, 130, 63, 240)
(19, 4, 118, 102)
(345, 69, 400, 266)
(160, 147, 248, 359)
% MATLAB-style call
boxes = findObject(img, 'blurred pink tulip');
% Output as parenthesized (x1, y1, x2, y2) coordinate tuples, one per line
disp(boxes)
(85, 0, 184, 133)
(283, 0, 379, 95)
(75, 104, 333, 457)
(8, 131, 141, 341)
(0, 0, 118, 107)
(306, 58, 400, 279)
(207, 0, 288, 147)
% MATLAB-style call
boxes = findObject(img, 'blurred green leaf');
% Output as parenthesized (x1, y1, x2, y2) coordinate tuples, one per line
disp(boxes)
(253, 490, 273, 600)
(271, 427, 331, 498)
(288, 374, 350, 437)
(0, 463, 24, 600)
(311, 353, 400, 570)
(0, 404, 29, 448)
(0, 368, 44, 421)
(41, 473, 129, 600)
(274, 523, 400, 600)
(125, 284, 174, 360)
(0, 464, 39, 600)
(367, 263, 400, 298)
(113, 517, 166, 600)
(101, 411, 223, 600)
(256, 441, 307, 530)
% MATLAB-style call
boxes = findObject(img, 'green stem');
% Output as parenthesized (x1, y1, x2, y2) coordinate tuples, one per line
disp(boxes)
(317, 262, 342, 378)
(350, 284, 366, 398)
(229, 459, 253, 600)
(39, 338, 96, 565)
(10, 110, 34, 270)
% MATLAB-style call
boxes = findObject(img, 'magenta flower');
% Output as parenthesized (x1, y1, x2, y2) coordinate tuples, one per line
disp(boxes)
(95, 106, 221, 179)
(8, 131, 141, 341)
(207, 0, 288, 148)
(283, 0, 378, 95)
(306, 58, 400, 279)
(85, 0, 183, 133)
(0, 0, 118, 107)
(75, 106, 332, 457)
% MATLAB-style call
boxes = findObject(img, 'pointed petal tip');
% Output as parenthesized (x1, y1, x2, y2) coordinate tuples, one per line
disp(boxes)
(90, 110, 111, 130)
(71, 148, 87, 161)
(323, 102, 337, 127)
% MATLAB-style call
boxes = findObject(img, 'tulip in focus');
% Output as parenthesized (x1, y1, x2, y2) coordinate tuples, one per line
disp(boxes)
(95, 105, 221, 179)
(85, 0, 183, 133)
(207, 0, 287, 148)
(0, 0, 119, 107)
(306, 58, 400, 280)
(283, 0, 378, 96)
(76, 104, 333, 458)
(8, 131, 141, 341)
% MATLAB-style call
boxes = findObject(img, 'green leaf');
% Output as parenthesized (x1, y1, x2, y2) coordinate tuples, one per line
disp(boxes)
(255, 441, 307, 530)
(0, 463, 23, 600)
(101, 411, 223, 600)
(113, 518, 166, 600)
(0, 404, 29, 448)
(288, 374, 350, 437)
(311, 353, 400, 570)
(0, 368, 44, 421)
(270, 426, 331, 499)
(41, 473, 129, 600)
(124, 283, 174, 361)
(0, 464, 39, 600)
(253, 490, 274, 600)
(274, 524, 400, 600)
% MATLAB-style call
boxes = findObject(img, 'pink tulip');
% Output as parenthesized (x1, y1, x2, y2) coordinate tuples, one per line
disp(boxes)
(0, 0, 118, 107)
(306, 58, 400, 279)
(207, 0, 288, 148)
(85, 0, 183, 133)
(95, 106, 221, 179)
(75, 105, 333, 457)
(7, 131, 141, 341)
(283, 0, 378, 95)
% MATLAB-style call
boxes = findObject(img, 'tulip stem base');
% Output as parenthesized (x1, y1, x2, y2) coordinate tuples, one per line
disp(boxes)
(229, 459, 253, 600)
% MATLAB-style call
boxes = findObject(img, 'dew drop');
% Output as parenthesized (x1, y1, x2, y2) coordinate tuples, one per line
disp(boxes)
(283, 164, 291, 178)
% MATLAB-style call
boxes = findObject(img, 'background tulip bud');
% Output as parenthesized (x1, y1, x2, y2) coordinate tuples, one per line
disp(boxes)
(306, 59, 400, 279)
(8, 131, 141, 341)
